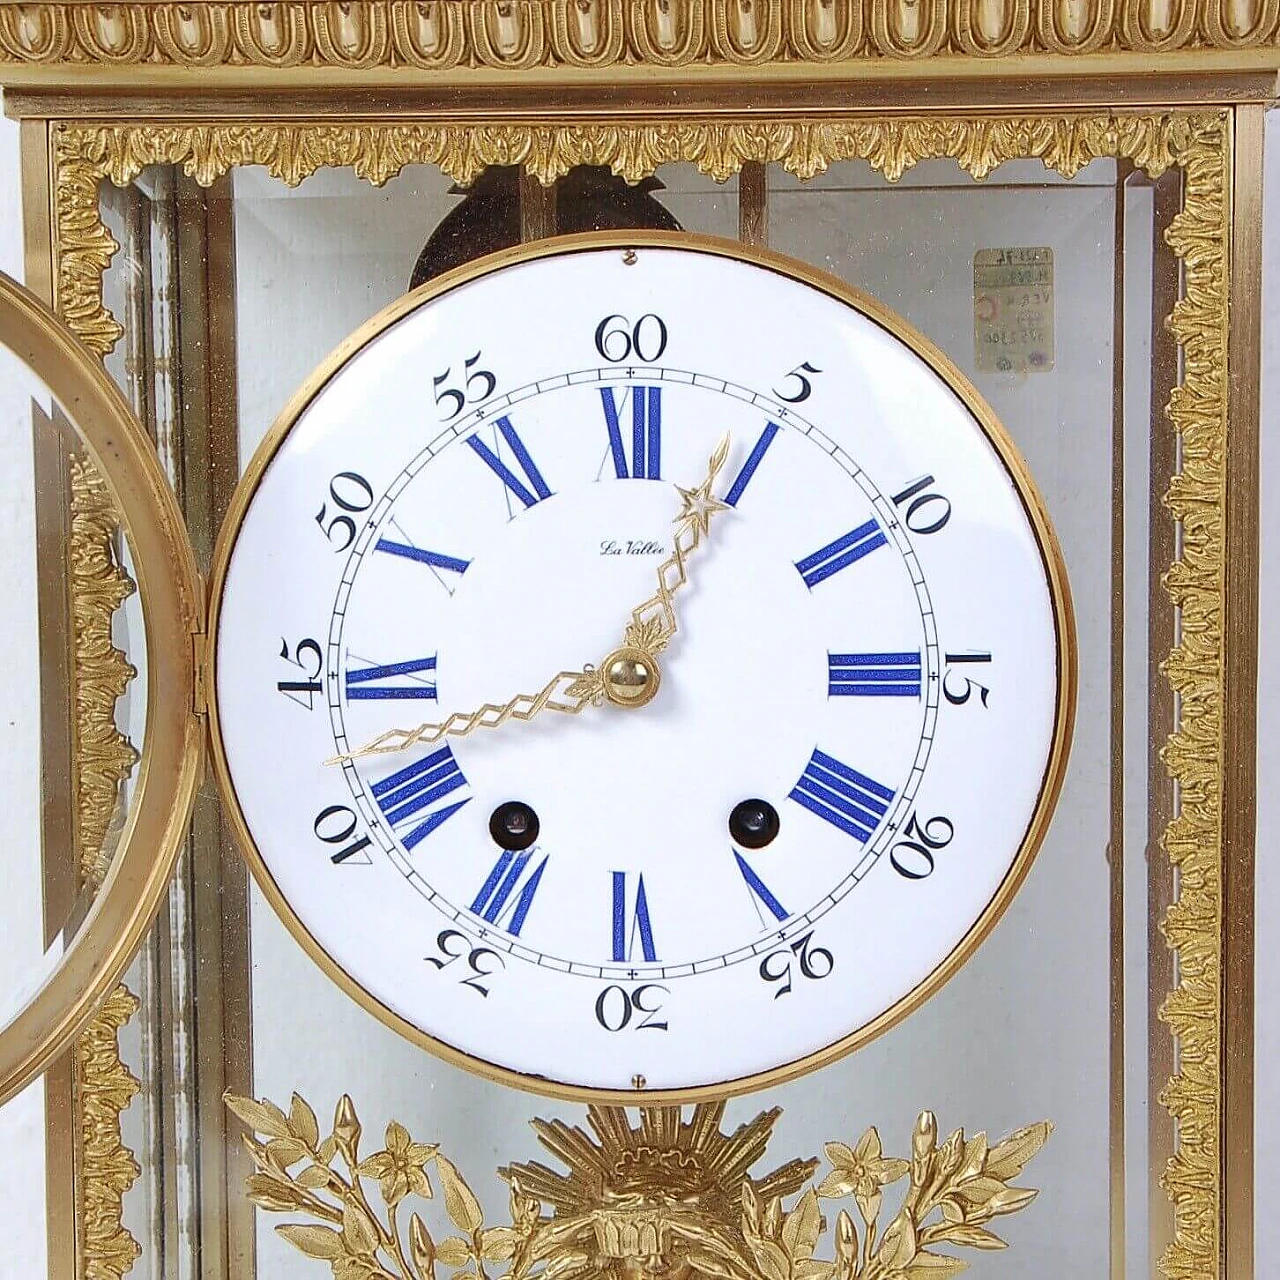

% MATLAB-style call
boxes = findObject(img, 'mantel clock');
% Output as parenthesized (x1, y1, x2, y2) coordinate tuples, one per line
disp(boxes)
(0, 5, 1263, 1280)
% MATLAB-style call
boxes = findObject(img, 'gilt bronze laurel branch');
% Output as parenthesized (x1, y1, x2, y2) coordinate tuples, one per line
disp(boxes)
(226, 1093, 1050, 1280)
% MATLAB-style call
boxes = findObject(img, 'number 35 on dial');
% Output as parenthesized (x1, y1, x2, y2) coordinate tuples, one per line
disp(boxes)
(209, 235, 1075, 1100)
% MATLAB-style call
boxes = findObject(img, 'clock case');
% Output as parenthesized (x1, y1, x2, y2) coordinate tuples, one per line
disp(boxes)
(0, 7, 1263, 1280)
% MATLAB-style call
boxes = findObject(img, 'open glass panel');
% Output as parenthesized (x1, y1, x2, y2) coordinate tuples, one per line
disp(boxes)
(0, 255, 203, 1280)
(0, 345, 123, 1033)
(94, 152, 1178, 1280)
(0, 281, 161, 1066)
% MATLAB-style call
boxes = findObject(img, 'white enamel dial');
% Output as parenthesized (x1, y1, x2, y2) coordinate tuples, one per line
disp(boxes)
(211, 237, 1073, 1099)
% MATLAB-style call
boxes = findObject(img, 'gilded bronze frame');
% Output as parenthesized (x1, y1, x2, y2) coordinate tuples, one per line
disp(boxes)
(0, 4, 1262, 1278)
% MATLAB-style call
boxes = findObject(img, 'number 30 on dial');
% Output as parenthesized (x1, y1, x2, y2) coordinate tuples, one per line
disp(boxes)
(209, 235, 1075, 1100)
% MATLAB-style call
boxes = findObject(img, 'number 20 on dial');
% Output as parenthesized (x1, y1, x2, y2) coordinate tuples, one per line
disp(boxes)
(209, 235, 1075, 1100)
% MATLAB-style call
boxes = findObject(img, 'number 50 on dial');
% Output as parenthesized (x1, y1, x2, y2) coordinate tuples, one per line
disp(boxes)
(209, 234, 1075, 1101)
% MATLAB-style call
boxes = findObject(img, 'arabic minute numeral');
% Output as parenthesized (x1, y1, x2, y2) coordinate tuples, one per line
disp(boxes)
(891, 474, 952, 535)
(433, 352, 497, 422)
(759, 931, 834, 999)
(313, 804, 372, 865)
(425, 928, 506, 997)
(594, 313, 668, 364)
(314, 470, 373, 553)
(594, 982, 670, 1032)
(277, 636, 323, 709)
(890, 812, 955, 880)
(943, 651, 992, 707)
(774, 360, 822, 404)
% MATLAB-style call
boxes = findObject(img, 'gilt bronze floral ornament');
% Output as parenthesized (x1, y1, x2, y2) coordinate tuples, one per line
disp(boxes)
(226, 1093, 1051, 1280)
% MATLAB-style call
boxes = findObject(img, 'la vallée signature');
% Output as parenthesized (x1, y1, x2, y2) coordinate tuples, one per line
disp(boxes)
(600, 538, 665, 556)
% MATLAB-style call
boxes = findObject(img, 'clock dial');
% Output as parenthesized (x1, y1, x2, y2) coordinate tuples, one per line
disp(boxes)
(210, 236, 1073, 1099)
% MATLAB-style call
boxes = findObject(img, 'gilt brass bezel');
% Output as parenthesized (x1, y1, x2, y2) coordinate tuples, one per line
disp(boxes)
(202, 229, 1077, 1106)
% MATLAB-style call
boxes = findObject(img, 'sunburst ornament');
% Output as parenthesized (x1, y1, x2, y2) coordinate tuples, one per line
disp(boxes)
(225, 1090, 1052, 1280)
(499, 1104, 816, 1280)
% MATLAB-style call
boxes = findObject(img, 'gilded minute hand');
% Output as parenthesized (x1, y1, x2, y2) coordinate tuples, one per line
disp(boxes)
(327, 436, 732, 765)
(325, 667, 604, 764)
(620, 432, 732, 656)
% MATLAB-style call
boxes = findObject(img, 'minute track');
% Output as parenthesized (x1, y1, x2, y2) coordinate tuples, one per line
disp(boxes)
(328, 367, 941, 980)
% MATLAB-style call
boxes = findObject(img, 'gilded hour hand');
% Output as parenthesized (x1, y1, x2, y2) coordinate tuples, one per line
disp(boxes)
(328, 436, 732, 762)
(589, 434, 732, 712)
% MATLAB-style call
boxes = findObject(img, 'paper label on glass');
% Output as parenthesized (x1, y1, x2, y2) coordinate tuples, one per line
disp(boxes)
(973, 247, 1054, 373)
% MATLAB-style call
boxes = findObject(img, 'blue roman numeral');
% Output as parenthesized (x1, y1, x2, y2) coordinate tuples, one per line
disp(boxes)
(346, 656, 438, 701)
(724, 422, 780, 507)
(375, 540, 471, 576)
(734, 851, 788, 924)
(612, 871, 657, 962)
(371, 746, 469, 850)
(467, 417, 552, 508)
(795, 519, 888, 588)
(471, 851, 548, 936)
(828, 651, 922, 697)
(601, 386, 661, 480)
(789, 748, 894, 843)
